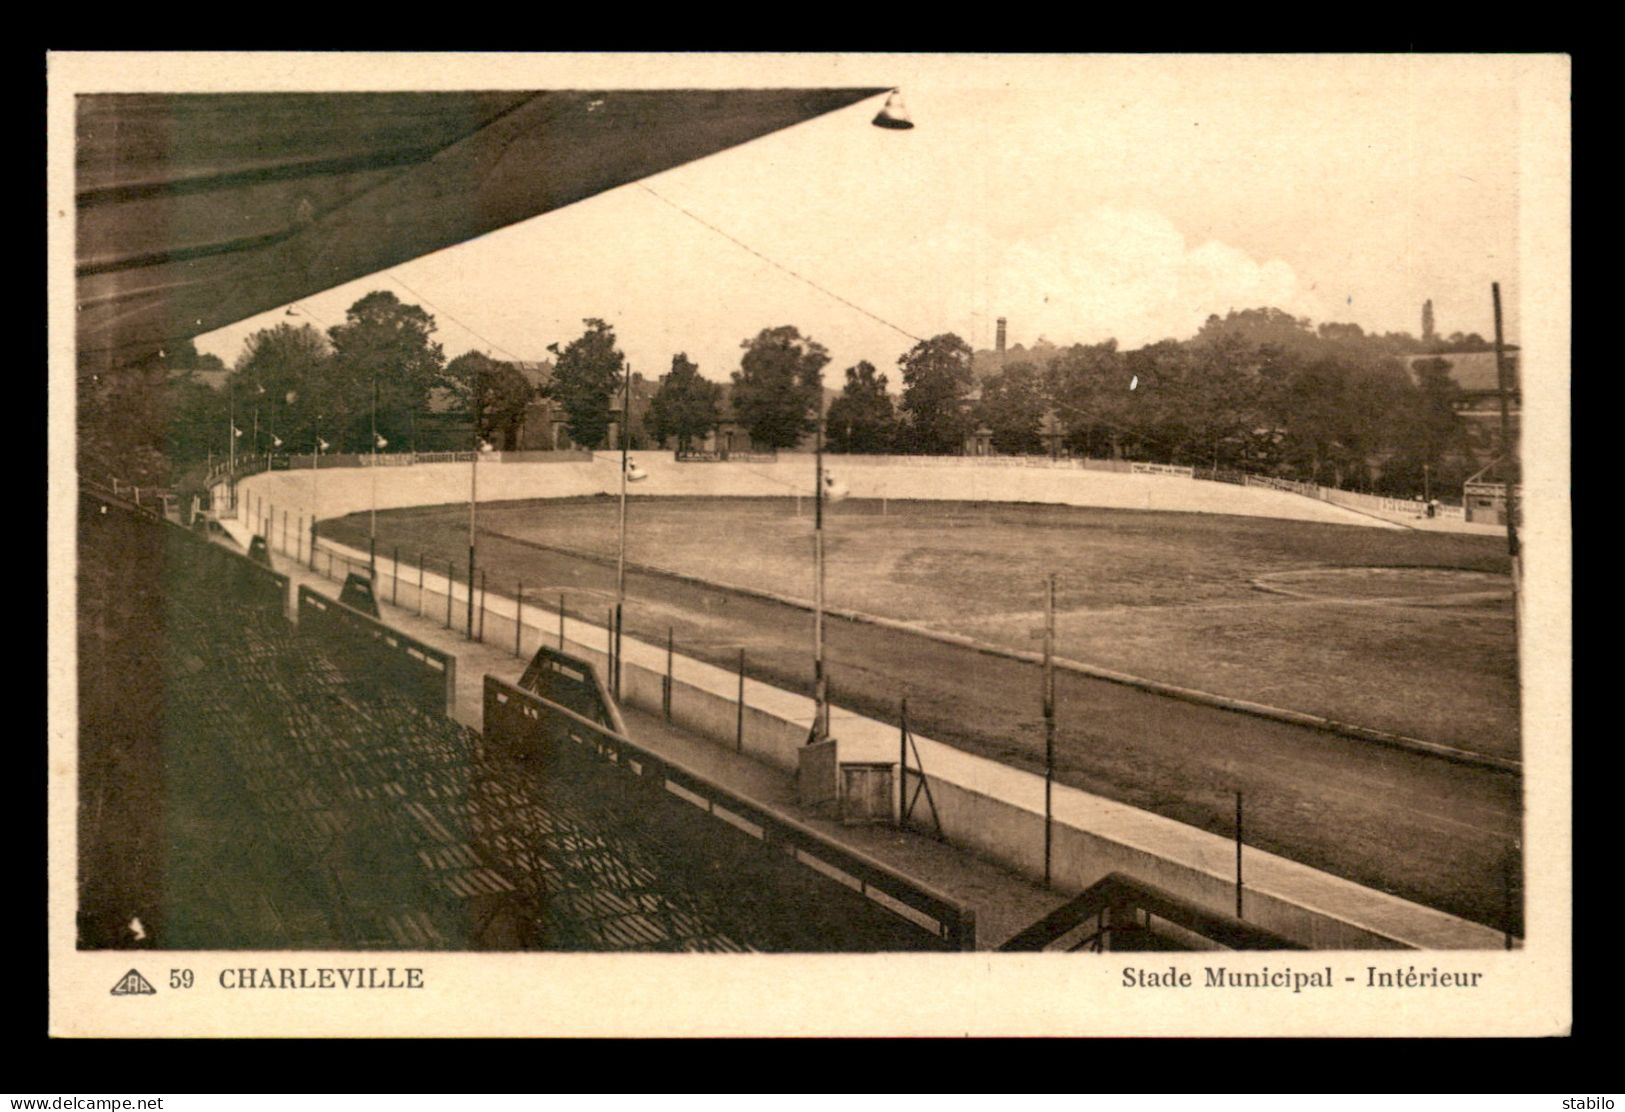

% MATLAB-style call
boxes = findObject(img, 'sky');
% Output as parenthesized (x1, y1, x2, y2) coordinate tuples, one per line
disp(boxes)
(194, 54, 1533, 385)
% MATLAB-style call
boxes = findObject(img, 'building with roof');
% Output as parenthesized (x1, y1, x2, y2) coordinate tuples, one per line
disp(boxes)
(1462, 456, 1521, 526)
(1404, 349, 1521, 458)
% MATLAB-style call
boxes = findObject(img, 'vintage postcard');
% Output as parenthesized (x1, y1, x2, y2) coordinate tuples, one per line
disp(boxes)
(47, 51, 1571, 1037)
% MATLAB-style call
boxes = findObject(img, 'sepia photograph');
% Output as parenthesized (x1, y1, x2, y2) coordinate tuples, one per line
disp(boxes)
(47, 52, 1571, 1037)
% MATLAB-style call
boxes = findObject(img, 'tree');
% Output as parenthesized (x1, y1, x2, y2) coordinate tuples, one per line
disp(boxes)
(1050, 340, 1134, 459)
(730, 326, 828, 450)
(1195, 307, 1320, 360)
(231, 322, 331, 453)
(80, 337, 239, 485)
(1179, 332, 1262, 468)
(897, 333, 975, 454)
(545, 318, 625, 449)
(326, 290, 445, 452)
(160, 338, 225, 371)
(441, 351, 535, 450)
(825, 362, 897, 453)
(1380, 356, 1472, 495)
(976, 361, 1047, 455)
(646, 353, 722, 451)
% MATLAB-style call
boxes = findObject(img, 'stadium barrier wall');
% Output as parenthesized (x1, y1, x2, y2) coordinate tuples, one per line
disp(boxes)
(824, 453, 1136, 473)
(296, 585, 457, 717)
(1318, 486, 1467, 519)
(165, 519, 290, 618)
(232, 453, 1398, 533)
(484, 676, 977, 950)
(222, 450, 1464, 527)
(89, 482, 291, 619)
(1130, 461, 1196, 477)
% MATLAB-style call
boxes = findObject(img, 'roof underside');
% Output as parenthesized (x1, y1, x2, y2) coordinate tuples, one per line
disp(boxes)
(75, 88, 887, 373)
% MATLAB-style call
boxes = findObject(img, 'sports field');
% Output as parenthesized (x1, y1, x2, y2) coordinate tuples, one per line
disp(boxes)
(324, 496, 1522, 930)
(374, 496, 1517, 754)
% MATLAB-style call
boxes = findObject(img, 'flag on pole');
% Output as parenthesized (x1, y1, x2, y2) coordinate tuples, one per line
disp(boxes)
(256, 383, 266, 395)
(271, 435, 283, 448)
(823, 471, 849, 503)
(317, 438, 330, 452)
(232, 425, 243, 438)
(626, 457, 648, 482)
(479, 439, 495, 453)
(375, 433, 389, 449)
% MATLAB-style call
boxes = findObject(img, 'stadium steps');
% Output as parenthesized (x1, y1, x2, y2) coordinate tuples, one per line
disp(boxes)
(268, 543, 1069, 950)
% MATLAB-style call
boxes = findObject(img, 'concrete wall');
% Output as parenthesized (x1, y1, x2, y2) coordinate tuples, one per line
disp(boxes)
(234, 452, 1395, 532)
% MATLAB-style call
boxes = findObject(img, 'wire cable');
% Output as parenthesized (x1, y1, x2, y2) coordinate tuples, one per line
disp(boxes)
(385, 272, 531, 366)
(637, 184, 925, 346)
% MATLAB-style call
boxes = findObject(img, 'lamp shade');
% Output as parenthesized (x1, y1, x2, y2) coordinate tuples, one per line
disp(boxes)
(872, 91, 914, 130)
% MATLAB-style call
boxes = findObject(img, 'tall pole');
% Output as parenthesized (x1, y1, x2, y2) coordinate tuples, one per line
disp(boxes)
(1043, 572, 1056, 886)
(369, 374, 378, 578)
(615, 364, 630, 700)
(1492, 282, 1521, 635)
(1235, 791, 1245, 919)
(812, 393, 828, 744)
(227, 379, 236, 512)
(309, 419, 321, 571)
(467, 370, 479, 640)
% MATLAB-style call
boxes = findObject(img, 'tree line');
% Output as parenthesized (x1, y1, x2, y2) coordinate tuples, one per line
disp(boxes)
(643, 308, 1495, 498)
(80, 292, 1493, 501)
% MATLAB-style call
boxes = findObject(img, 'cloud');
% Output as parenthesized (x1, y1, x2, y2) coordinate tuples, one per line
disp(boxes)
(957, 206, 1326, 348)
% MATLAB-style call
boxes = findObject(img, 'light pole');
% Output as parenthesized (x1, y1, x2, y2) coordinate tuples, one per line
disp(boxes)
(1492, 281, 1520, 634)
(468, 369, 480, 640)
(228, 377, 235, 476)
(253, 382, 264, 466)
(1042, 572, 1056, 885)
(615, 367, 631, 698)
(369, 374, 379, 578)
(812, 380, 829, 745)
(310, 420, 327, 571)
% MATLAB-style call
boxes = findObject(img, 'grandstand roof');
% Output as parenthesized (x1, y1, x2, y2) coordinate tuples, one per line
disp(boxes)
(75, 88, 889, 374)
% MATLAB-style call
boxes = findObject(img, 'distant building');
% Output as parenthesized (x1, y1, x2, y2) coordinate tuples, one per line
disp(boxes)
(1462, 456, 1521, 527)
(1403, 349, 1521, 457)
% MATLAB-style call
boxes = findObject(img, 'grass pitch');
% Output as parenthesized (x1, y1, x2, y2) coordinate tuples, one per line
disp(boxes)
(463, 496, 1518, 756)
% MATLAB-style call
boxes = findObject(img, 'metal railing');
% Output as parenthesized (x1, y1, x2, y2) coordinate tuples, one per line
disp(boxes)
(484, 676, 978, 951)
(296, 585, 457, 717)
(998, 872, 1307, 952)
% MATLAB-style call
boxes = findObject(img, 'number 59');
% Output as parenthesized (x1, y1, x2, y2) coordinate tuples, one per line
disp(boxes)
(169, 969, 194, 989)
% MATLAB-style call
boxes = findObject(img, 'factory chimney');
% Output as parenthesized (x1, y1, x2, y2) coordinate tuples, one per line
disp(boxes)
(996, 317, 1007, 355)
